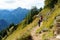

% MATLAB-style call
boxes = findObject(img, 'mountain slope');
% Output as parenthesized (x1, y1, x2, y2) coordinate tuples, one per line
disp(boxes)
(5, 18, 38, 40)
(4, 0, 60, 40)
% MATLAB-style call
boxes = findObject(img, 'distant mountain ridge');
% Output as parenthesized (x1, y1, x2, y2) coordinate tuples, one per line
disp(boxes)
(0, 7, 29, 30)
(0, 7, 29, 24)
(0, 19, 9, 30)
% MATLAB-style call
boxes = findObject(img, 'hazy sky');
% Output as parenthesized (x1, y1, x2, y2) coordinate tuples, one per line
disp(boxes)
(0, 0, 44, 9)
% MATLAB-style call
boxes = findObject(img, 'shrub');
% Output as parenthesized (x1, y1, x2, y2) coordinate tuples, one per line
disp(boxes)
(19, 35, 32, 40)
(45, 0, 58, 9)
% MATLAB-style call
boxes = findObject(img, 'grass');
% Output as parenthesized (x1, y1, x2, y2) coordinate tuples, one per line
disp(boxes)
(36, 6, 60, 33)
(36, 5, 60, 40)
(42, 30, 54, 40)
(5, 18, 39, 40)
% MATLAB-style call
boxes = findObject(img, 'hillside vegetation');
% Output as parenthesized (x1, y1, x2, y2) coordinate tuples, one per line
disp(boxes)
(2, 0, 60, 40)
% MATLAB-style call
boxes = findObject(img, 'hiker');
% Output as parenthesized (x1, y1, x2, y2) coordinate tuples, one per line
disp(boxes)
(38, 19, 41, 26)
(38, 15, 43, 27)
(40, 15, 43, 21)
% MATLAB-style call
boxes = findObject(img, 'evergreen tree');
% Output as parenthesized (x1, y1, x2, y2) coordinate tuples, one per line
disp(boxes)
(38, 7, 42, 12)
(25, 7, 39, 24)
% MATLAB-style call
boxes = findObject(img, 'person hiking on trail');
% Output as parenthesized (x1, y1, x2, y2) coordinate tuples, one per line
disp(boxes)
(38, 15, 43, 27)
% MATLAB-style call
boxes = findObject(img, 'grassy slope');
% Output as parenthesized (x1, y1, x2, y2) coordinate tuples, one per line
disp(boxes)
(37, 5, 60, 32)
(5, 18, 39, 40)
(36, 4, 60, 40)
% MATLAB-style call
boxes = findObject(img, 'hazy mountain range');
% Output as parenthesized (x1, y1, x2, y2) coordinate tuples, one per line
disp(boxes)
(0, 7, 29, 30)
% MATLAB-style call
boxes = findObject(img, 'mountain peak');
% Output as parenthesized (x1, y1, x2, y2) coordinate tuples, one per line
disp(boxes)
(0, 7, 29, 30)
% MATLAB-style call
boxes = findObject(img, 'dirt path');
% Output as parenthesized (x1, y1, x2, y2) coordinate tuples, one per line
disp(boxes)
(30, 22, 60, 40)
(31, 22, 43, 40)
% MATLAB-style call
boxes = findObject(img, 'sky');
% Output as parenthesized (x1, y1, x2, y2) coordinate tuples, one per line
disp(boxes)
(0, 0, 44, 9)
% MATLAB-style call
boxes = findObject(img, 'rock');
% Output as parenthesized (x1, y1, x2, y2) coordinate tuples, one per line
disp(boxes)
(56, 35, 60, 39)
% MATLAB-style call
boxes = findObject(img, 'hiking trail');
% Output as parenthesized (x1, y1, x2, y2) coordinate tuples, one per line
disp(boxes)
(30, 22, 43, 40)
